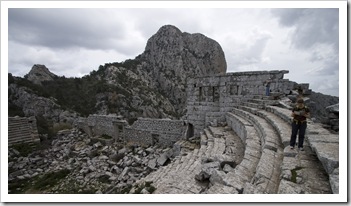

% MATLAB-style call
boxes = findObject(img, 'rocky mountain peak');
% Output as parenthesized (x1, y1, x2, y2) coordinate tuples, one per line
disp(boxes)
(140, 24, 227, 114)
(25, 64, 57, 85)
(143, 24, 227, 76)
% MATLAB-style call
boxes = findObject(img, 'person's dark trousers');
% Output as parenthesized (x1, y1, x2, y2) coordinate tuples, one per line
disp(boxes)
(265, 87, 270, 96)
(290, 121, 307, 148)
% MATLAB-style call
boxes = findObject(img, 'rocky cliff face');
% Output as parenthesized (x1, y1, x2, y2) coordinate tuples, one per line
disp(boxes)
(139, 25, 227, 114)
(25, 64, 57, 85)
(8, 83, 78, 125)
(88, 25, 227, 118)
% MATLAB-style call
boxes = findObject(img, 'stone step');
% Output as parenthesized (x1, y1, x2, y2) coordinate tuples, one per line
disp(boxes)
(243, 105, 328, 194)
(208, 126, 224, 138)
(232, 107, 284, 194)
(200, 133, 208, 146)
(8, 138, 39, 146)
(266, 105, 338, 194)
(8, 119, 33, 125)
(249, 98, 279, 105)
(242, 102, 265, 109)
(144, 147, 204, 194)
(243, 107, 328, 193)
(255, 109, 292, 147)
(8, 129, 32, 136)
(8, 124, 32, 130)
(248, 104, 335, 194)
(8, 135, 37, 142)
(278, 145, 332, 194)
(234, 106, 283, 150)
(221, 128, 245, 164)
(224, 112, 262, 191)
(265, 105, 292, 124)
(8, 125, 32, 131)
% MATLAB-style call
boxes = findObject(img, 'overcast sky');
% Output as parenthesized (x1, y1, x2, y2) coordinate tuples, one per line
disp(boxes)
(5, 2, 344, 97)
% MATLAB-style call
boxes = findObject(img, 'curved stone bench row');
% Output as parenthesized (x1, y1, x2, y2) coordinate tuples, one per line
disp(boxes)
(231, 107, 284, 194)
(265, 105, 338, 194)
(223, 112, 262, 193)
(240, 103, 333, 194)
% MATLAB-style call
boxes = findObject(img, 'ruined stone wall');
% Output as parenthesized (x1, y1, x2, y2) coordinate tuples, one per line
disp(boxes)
(186, 70, 297, 137)
(8, 116, 40, 146)
(78, 115, 186, 147)
(124, 118, 186, 147)
(78, 114, 123, 138)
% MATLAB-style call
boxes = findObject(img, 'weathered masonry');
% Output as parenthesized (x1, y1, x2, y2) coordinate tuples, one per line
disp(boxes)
(78, 70, 309, 147)
(124, 118, 186, 147)
(78, 115, 186, 148)
(78, 114, 127, 139)
(8, 116, 40, 146)
(186, 70, 305, 137)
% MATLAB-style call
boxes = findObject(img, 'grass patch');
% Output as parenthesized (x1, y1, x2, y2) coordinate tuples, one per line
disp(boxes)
(53, 122, 72, 134)
(291, 167, 304, 183)
(100, 134, 113, 139)
(11, 142, 37, 157)
(8, 178, 36, 194)
(9, 169, 71, 194)
(33, 169, 70, 191)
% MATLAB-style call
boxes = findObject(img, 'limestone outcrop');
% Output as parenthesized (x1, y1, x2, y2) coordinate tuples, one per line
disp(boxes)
(8, 83, 78, 125)
(25, 64, 57, 85)
(139, 25, 227, 114)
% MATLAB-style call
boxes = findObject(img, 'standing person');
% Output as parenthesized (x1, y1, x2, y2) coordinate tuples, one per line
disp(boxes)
(290, 98, 310, 151)
(265, 78, 272, 96)
(297, 87, 304, 100)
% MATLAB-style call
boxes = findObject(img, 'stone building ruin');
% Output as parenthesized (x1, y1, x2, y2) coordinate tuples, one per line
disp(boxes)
(78, 70, 307, 148)
(78, 115, 186, 148)
(186, 70, 302, 137)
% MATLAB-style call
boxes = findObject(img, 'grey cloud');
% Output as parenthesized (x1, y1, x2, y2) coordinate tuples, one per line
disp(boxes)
(271, 9, 306, 27)
(8, 9, 129, 50)
(317, 59, 339, 76)
(271, 8, 339, 51)
(230, 28, 272, 66)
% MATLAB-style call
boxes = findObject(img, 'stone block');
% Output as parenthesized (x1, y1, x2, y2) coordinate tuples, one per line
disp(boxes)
(309, 142, 339, 174)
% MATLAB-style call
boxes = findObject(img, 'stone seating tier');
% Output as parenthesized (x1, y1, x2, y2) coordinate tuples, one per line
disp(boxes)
(132, 100, 337, 194)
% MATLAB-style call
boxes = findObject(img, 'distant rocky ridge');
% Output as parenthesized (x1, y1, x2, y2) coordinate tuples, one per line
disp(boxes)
(8, 24, 338, 132)
(25, 64, 57, 85)
(8, 83, 77, 124)
(9, 25, 227, 124)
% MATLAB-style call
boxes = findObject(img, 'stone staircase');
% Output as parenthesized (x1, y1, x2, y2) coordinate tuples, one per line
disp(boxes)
(8, 116, 40, 147)
(135, 126, 244, 194)
(133, 98, 338, 194)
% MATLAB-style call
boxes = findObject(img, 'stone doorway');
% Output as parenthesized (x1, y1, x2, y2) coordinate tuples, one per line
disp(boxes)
(186, 123, 194, 139)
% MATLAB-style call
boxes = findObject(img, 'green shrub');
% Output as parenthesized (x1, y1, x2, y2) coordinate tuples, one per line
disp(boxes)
(33, 169, 70, 191)
(291, 167, 303, 183)
(11, 142, 36, 157)
(100, 134, 112, 139)
(53, 122, 72, 134)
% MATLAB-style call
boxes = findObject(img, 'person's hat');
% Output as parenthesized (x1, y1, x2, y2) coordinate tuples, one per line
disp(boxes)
(297, 99, 304, 103)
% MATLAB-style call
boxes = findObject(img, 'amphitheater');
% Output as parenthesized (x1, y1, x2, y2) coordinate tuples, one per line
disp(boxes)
(132, 70, 339, 194)
(8, 70, 339, 194)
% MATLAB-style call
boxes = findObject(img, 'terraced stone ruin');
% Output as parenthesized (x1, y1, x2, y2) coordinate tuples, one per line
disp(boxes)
(7, 25, 339, 195)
